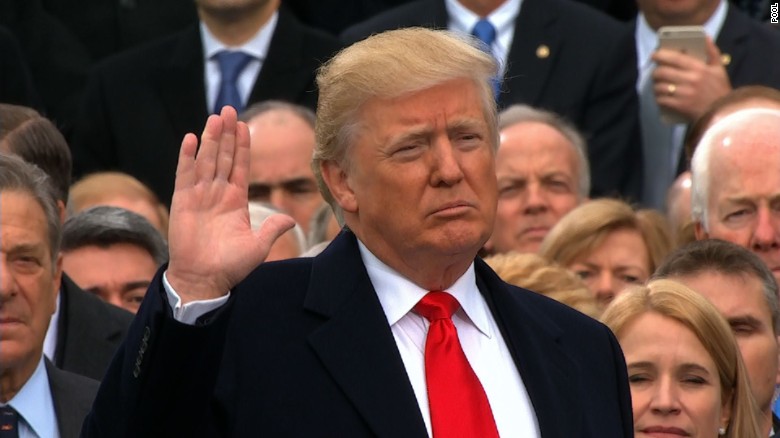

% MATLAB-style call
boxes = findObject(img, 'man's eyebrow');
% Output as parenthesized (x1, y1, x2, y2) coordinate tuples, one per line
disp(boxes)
(122, 280, 152, 293)
(7, 242, 45, 254)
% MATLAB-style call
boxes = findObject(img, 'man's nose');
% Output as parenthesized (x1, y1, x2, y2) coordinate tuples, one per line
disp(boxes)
(0, 260, 17, 302)
(751, 205, 780, 252)
(431, 139, 465, 186)
(523, 182, 549, 214)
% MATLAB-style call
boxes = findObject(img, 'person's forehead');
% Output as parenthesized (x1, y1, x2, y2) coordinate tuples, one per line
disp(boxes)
(680, 270, 769, 314)
(498, 122, 576, 169)
(0, 190, 50, 248)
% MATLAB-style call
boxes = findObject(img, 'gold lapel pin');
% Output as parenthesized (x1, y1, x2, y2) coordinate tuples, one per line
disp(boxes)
(536, 44, 550, 59)
(721, 53, 731, 66)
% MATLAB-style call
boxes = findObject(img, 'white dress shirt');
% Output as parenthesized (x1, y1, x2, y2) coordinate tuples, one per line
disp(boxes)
(43, 293, 60, 361)
(445, 0, 522, 77)
(165, 239, 540, 437)
(200, 12, 279, 113)
(0, 357, 60, 438)
(635, 0, 729, 171)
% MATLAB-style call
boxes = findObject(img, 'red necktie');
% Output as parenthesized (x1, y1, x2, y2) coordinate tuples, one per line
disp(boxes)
(415, 291, 500, 438)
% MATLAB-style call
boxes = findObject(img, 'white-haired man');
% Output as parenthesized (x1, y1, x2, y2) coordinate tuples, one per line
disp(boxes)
(488, 104, 589, 254)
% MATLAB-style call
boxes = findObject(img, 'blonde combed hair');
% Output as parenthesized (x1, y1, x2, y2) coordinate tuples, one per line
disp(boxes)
(312, 27, 499, 216)
(485, 252, 601, 318)
(601, 279, 763, 438)
(539, 198, 673, 272)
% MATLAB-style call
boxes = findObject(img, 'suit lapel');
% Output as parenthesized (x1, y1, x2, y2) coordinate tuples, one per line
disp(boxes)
(501, 0, 562, 107)
(304, 232, 428, 438)
(156, 25, 209, 139)
(248, 8, 318, 104)
(475, 259, 579, 438)
(714, 7, 749, 82)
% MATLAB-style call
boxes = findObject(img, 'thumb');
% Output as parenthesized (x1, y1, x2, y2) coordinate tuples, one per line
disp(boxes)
(253, 213, 297, 260)
(705, 36, 722, 66)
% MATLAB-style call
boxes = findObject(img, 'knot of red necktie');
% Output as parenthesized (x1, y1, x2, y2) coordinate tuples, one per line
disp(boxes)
(414, 290, 459, 321)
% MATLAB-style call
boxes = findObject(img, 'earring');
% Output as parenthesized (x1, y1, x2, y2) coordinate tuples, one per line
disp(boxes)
(718, 426, 726, 435)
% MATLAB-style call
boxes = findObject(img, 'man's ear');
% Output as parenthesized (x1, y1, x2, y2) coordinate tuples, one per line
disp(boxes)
(694, 221, 709, 240)
(57, 200, 67, 225)
(320, 160, 358, 213)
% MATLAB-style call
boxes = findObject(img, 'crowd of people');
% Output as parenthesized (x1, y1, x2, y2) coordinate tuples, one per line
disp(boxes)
(1, 0, 780, 437)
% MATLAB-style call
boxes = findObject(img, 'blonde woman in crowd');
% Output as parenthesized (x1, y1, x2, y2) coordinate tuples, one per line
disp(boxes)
(539, 198, 674, 307)
(601, 279, 762, 438)
(485, 252, 601, 318)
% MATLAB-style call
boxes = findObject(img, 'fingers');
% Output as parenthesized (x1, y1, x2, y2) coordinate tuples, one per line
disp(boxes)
(175, 133, 199, 193)
(193, 106, 240, 183)
(705, 36, 721, 66)
(215, 106, 238, 181)
(194, 113, 224, 183)
(230, 121, 251, 189)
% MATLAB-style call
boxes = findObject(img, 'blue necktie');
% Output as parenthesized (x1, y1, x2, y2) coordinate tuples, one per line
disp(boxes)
(0, 407, 19, 438)
(213, 50, 252, 114)
(471, 19, 501, 100)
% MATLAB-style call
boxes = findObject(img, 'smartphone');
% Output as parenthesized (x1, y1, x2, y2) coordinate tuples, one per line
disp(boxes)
(657, 26, 707, 62)
(656, 26, 707, 123)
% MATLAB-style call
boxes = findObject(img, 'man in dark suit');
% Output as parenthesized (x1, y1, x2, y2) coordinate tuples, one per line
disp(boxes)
(70, 0, 342, 206)
(634, 0, 780, 208)
(0, 154, 99, 438)
(342, 0, 643, 201)
(0, 26, 40, 109)
(83, 28, 632, 437)
(0, 104, 134, 381)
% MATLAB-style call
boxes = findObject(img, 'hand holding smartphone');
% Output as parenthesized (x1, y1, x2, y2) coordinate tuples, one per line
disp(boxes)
(656, 26, 707, 123)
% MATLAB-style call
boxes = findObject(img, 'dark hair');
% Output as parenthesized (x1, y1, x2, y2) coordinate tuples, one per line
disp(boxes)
(653, 239, 780, 334)
(0, 104, 72, 203)
(62, 206, 168, 266)
(0, 153, 61, 262)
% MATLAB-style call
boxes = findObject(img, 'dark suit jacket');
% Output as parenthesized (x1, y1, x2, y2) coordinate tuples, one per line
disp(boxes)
(0, 26, 40, 108)
(46, 359, 100, 438)
(82, 231, 633, 437)
(70, 7, 342, 205)
(342, 0, 643, 201)
(54, 274, 134, 381)
(666, 6, 780, 174)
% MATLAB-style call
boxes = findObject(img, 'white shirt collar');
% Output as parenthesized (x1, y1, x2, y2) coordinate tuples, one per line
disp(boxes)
(445, 0, 521, 35)
(357, 240, 492, 338)
(2, 357, 59, 438)
(636, 0, 729, 77)
(200, 11, 279, 61)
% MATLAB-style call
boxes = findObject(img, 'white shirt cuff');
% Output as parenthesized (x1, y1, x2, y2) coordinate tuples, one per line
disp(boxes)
(163, 271, 230, 325)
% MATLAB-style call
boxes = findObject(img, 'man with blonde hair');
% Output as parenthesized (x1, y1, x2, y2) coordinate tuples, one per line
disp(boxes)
(84, 28, 632, 437)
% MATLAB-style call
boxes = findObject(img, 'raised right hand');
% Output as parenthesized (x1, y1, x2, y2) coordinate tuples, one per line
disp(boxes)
(166, 106, 295, 304)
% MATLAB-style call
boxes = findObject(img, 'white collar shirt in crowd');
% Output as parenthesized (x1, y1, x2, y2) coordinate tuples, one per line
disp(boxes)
(43, 293, 60, 361)
(635, 0, 729, 170)
(200, 11, 278, 113)
(445, 0, 522, 78)
(0, 357, 59, 438)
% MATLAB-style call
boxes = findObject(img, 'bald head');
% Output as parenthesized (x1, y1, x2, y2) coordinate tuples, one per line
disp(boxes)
(691, 109, 780, 281)
(244, 105, 322, 234)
